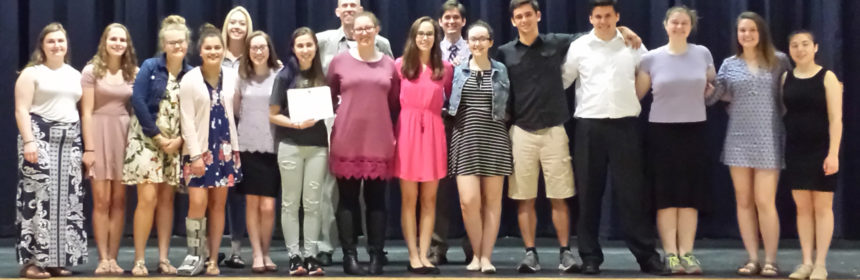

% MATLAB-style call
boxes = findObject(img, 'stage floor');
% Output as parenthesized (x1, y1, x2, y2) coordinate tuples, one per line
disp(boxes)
(1, 237, 858, 279)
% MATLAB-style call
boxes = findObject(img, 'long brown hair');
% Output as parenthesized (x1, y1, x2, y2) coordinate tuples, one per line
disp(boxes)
(25, 22, 70, 68)
(238, 31, 279, 79)
(401, 16, 444, 81)
(88, 23, 138, 82)
(734, 11, 777, 69)
(291, 27, 325, 87)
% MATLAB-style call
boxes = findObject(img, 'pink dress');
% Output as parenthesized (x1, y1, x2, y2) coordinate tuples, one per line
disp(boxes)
(393, 58, 453, 182)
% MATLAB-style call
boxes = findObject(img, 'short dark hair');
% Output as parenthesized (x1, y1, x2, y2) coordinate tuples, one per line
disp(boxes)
(509, 0, 539, 15)
(439, 0, 466, 18)
(590, 0, 618, 13)
(788, 29, 816, 44)
(466, 20, 494, 41)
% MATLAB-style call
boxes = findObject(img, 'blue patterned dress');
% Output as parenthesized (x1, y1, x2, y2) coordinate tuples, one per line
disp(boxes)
(708, 53, 791, 169)
(182, 75, 242, 188)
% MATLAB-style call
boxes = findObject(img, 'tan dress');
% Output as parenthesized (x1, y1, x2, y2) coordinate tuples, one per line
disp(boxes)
(123, 74, 182, 186)
(81, 65, 133, 180)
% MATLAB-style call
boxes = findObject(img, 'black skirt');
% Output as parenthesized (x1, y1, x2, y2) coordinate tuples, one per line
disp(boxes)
(235, 152, 280, 198)
(647, 122, 708, 209)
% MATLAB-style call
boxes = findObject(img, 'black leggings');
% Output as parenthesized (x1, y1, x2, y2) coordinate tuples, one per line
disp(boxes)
(336, 178, 387, 254)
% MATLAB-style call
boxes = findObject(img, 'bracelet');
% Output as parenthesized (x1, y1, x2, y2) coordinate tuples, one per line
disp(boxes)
(23, 140, 35, 145)
(84, 149, 95, 152)
(190, 154, 202, 161)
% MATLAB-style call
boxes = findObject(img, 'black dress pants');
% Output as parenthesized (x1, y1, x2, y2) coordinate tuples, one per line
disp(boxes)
(573, 117, 659, 265)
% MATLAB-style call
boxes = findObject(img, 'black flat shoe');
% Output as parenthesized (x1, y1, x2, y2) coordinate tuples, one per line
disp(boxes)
(641, 257, 670, 276)
(223, 255, 245, 268)
(316, 252, 332, 267)
(582, 261, 601, 275)
(407, 265, 430, 274)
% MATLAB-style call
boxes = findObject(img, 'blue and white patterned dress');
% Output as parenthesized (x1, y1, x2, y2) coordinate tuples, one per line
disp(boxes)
(709, 52, 791, 169)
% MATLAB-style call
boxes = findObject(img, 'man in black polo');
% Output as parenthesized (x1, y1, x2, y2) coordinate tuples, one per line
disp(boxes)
(496, 0, 641, 274)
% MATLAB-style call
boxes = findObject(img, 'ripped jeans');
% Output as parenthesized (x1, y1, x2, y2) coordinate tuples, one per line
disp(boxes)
(278, 142, 330, 258)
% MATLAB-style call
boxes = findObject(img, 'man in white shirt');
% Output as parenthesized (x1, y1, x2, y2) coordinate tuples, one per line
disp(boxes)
(316, 0, 393, 73)
(429, 0, 472, 266)
(438, 0, 470, 66)
(561, 0, 666, 276)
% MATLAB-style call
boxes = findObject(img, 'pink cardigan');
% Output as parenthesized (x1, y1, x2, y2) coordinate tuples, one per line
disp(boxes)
(178, 66, 240, 158)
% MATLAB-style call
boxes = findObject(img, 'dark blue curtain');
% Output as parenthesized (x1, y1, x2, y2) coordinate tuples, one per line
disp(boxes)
(1, 0, 858, 240)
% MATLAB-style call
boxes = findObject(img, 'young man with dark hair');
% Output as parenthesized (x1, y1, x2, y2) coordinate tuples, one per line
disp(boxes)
(428, 0, 473, 266)
(496, 0, 642, 274)
(561, 0, 666, 275)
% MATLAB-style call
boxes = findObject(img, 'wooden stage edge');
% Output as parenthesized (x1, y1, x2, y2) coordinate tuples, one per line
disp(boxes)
(0, 277, 854, 280)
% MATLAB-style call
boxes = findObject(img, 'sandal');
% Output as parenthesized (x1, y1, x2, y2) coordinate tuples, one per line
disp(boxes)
(264, 257, 278, 272)
(737, 260, 761, 276)
(94, 259, 111, 276)
(205, 260, 220, 276)
(224, 254, 246, 268)
(761, 263, 780, 277)
(131, 260, 148, 277)
(157, 259, 177, 275)
(108, 259, 125, 275)
(20, 264, 50, 279)
(45, 267, 73, 277)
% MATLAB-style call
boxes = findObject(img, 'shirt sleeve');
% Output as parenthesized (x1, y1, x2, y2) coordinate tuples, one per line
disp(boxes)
(327, 56, 341, 110)
(81, 64, 96, 89)
(561, 42, 580, 89)
(130, 59, 162, 138)
(707, 58, 733, 105)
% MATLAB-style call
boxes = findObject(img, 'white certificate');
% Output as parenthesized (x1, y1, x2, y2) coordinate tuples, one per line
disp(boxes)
(287, 86, 334, 121)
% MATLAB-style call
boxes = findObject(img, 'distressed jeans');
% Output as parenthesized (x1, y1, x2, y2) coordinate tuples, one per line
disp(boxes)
(278, 142, 329, 258)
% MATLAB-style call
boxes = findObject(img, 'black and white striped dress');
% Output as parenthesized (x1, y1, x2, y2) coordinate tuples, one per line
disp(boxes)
(448, 70, 513, 176)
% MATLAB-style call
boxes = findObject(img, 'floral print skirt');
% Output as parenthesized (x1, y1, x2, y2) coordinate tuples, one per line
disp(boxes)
(16, 114, 88, 267)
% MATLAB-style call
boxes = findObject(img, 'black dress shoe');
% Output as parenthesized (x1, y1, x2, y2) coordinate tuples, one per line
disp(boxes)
(641, 257, 670, 276)
(582, 261, 601, 275)
(368, 251, 385, 275)
(342, 254, 366, 276)
(316, 252, 332, 267)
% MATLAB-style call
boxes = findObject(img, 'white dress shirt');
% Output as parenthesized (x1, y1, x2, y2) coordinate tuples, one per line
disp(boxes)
(440, 37, 470, 65)
(562, 29, 647, 119)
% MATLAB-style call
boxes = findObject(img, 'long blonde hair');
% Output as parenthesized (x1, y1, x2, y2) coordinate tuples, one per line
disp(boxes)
(88, 23, 138, 82)
(25, 22, 70, 68)
(221, 6, 254, 49)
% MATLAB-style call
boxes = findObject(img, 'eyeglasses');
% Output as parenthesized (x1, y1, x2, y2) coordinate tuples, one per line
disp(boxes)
(249, 45, 268, 52)
(353, 26, 376, 34)
(165, 39, 186, 47)
(468, 37, 490, 43)
(416, 31, 434, 38)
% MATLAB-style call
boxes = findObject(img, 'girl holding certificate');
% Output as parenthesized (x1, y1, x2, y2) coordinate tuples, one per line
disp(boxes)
(394, 16, 453, 275)
(176, 24, 242, 276)
(268, 27, 330, 276)
(235, 31, 281, 274)
(326, 12, 400, 276)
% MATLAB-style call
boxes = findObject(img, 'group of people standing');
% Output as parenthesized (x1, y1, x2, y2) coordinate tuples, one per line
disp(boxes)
(13, 0, 842, 279)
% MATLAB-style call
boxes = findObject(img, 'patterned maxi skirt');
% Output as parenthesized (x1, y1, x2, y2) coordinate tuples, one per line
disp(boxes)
(16, 114, 88, 267)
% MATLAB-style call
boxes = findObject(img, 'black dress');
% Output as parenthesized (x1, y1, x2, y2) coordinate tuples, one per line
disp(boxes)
(782, 68, 837, 191)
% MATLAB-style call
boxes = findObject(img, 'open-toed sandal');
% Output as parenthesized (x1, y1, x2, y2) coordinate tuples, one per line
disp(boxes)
(131, 260, 148, 277)
(761, 263, 780, 277)
(108, 259, 125, 275)
(157, 259, 177, 275)
(737, 260, 761, 276)
(94, 260, 111, 276)
(205, 260, 220, 276)
(20, 264, 50, 279)
(45, 267, 73, 277)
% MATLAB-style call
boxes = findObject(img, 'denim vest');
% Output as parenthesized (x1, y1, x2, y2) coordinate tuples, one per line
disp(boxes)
(130, 54, 191, 137)
(447, 58, 510, 121)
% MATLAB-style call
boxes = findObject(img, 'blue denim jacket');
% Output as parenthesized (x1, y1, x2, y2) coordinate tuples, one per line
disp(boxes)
(130, 54, 191, 137)
(447, 58, 510, 121)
